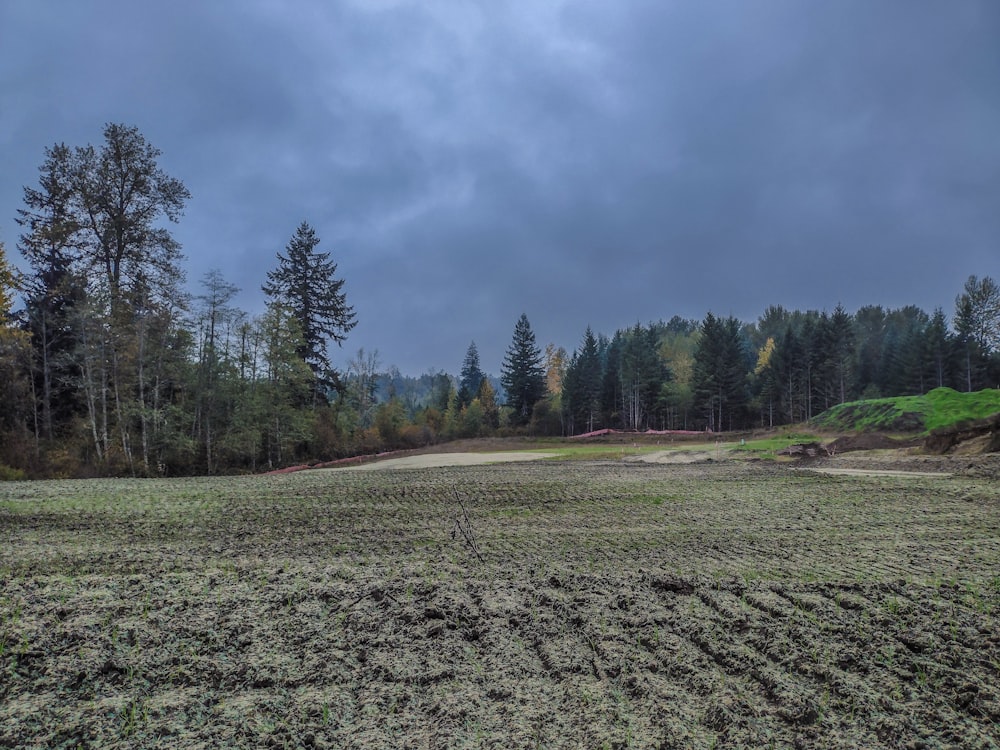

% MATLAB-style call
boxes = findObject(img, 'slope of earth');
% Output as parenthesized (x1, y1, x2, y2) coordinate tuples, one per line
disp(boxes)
(812, 386, 1000, 435)
(1, 460, 998, 748)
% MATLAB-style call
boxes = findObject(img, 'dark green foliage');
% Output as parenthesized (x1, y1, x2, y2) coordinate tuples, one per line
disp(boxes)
(954, 275, 1000, 391)
(6, 124, 1000, 473)
(14, 124, 193, 475)
(825, 303, 855, 405)
(605, 323, 671, 431)
(693, 313, 750, 431)
(563, 326, 604, 434)
(501, 314, 545, 425)
(458, 341, 485, 408)
(16, 146, 87, 440)
(262, 221, 356, 400)
(922, 308, 954, 391)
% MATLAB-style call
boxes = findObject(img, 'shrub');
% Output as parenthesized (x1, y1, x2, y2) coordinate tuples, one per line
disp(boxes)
(0, 464, 26, 481)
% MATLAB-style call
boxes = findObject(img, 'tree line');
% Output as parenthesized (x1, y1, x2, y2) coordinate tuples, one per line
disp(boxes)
(559, 289, 1000, 437)
(1, 124, 998, 477)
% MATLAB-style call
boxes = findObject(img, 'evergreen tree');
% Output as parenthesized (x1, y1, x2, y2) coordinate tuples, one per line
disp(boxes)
(21, 124, 192, 474)
(0, 242, 32, 465)
(954, 275, 1000, 391)
(16, 143, 88, 441)
(881, 306, 930, 395)
(563, 326, 603, 434)
(827, 303, 856, 404)
(458, 341, 484, 408)
(600, 332, 625, 427)
(692, 313, 749, 431)
(501, 314, 545, 425)
(614, 323, 670, 430)
(799, 314, 821, 420)
(853, 305, 888, 397)
(262, 221, 356, 403)
(922, 308, 953, 390)
(955, 275, 1000, 353)
(772, 325, 805, 423)
(753, 305, 791, 351)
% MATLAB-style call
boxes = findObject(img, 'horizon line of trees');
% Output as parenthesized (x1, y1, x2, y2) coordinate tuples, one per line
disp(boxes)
(2, 123, 999, 478)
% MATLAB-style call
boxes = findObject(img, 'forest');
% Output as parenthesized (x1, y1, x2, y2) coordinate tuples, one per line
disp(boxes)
(1, 124, 999, 478)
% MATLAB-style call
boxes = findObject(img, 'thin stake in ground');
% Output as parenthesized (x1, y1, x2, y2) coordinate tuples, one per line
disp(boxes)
(451, 491, 485, 563)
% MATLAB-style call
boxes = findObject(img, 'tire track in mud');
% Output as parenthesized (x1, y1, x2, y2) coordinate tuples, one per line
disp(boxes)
(3, 460, 1000, 747)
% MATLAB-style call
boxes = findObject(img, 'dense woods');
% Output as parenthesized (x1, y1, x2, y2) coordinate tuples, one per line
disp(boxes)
(2, 125, 999, 477)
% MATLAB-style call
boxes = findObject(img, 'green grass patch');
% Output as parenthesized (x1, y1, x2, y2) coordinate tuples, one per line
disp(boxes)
(732, 434, 819, 454)
(530, 444, 668, 461)
(812, 387, 1000, 434)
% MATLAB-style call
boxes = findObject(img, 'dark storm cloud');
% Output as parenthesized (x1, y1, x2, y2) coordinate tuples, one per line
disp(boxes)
(2, 0, 998, 373)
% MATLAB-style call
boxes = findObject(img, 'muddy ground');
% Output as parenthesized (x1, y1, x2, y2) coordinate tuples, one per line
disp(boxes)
(1, 456, 998, 748)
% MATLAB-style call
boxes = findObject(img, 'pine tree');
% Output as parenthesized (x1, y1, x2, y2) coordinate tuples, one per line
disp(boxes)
(17, 147, 86, 439)
(922, 308, 952, 389)
(0, 242, 31, 453)
(564, 326, 603, 434)
(853, 305, 888, 396)
(692, 313, 749, 431)
(501, 314, 545, 425)
(262, 221, 356, 403)
(0, 241, 19, 325)
(773, 325, 804, 423)
(954, 275, 1000, 391)
(827, 303, 856, 404)
(458, 341, 484, 408)
(614, 323, 670, 430)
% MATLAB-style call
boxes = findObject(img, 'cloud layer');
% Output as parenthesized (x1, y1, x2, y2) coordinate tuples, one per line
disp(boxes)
(2, 0, 998, 372)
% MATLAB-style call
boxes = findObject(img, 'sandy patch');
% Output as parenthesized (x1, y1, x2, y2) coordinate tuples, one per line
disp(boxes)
(630, 450, 717, 464)
(806, 467, 953, 478)
(337, 451, 559, 471)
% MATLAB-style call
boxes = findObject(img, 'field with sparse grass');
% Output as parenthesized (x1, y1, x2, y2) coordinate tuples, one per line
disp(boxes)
(2, 452, 999, 748)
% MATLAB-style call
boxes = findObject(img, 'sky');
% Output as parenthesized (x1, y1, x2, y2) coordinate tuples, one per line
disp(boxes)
(1, 1, 998, 375)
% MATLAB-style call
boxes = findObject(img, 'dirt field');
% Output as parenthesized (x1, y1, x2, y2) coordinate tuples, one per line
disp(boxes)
(1, 454, 998, 748)
(342, 451, 559, 471)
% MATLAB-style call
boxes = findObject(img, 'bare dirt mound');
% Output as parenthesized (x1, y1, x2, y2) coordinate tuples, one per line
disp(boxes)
(631, 450, 715, 464)
(824, 433, 921, 454)
(924, 412, 1000, 455)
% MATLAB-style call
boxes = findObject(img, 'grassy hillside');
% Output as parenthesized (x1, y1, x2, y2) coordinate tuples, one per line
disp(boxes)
(812, 387, 1000, 434)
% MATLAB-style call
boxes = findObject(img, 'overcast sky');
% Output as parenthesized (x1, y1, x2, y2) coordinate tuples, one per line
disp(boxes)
(1, 1, 998, 374)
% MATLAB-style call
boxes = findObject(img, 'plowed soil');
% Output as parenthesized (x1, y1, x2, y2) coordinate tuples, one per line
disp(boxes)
(2, 458, 998, 748)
